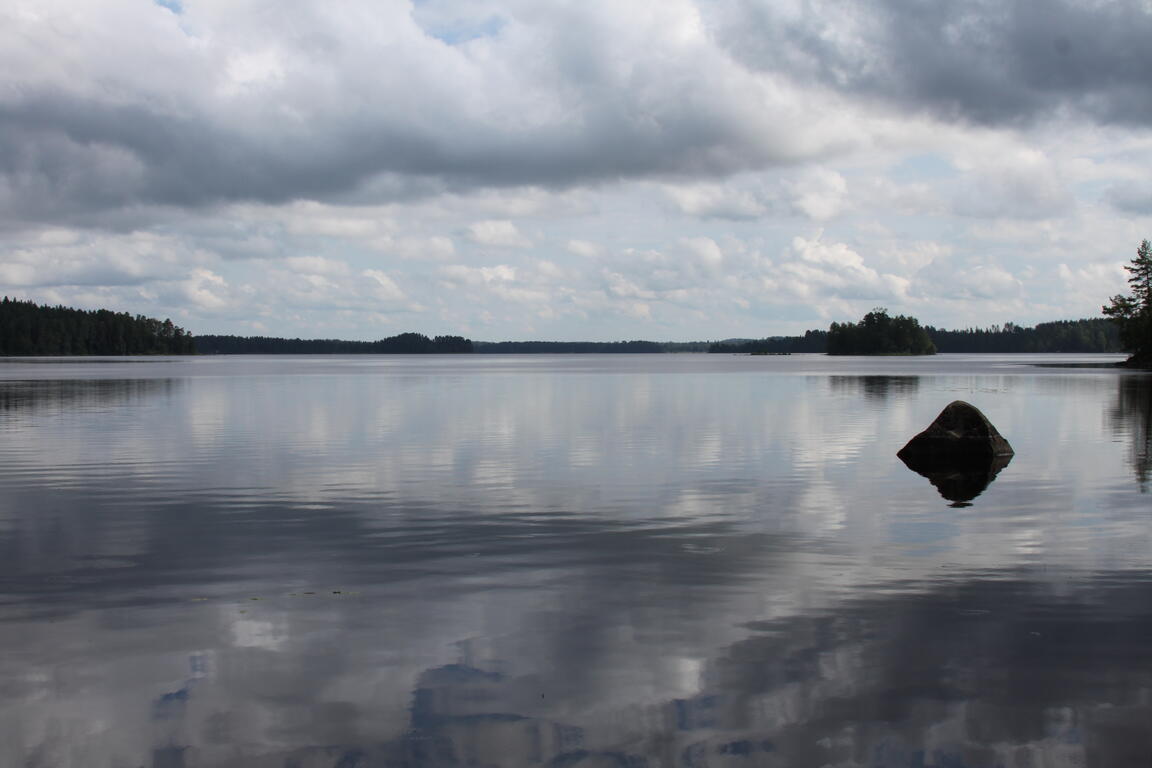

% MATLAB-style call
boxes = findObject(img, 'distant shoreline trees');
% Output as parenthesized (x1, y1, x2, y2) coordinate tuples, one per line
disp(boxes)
(709, 319, 1119, 355)
(473, 340, 665, 353)
(0, 297, 1130, 357)
(925, 319, 1120, 354)
(194, 333, 473, 354)
(1103, 239, 1152, 369)
(827, 309, 936, 356)
(0, 298, 195, 355)
(708, 331, 828, 354)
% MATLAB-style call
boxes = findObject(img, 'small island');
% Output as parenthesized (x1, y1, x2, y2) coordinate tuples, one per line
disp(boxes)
(827, 308, 936, 356)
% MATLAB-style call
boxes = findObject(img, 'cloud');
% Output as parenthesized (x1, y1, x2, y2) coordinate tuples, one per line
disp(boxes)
(949, 264, 1022, 300)
(716, 0, 1152, 127)
(662, 181, 774, 220)
(565, 239, 601, 258)
(949, 147, 1074, 220)
(283, 256, 352, 276)
(4, 0, 1152, 340)
(465, 220, 532, 248)
(370, 234, 457, 260)
(1106, 181, 1152, 215)
(787, 168, 849, 221)
(361, 270, 407, 302)
(0, 0, 907, 224)
(0, 230, 208, 288)
(781, 235, 911, 304)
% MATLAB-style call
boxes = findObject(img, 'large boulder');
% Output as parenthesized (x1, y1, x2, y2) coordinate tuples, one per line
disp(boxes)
(897, 401, 1014, 472)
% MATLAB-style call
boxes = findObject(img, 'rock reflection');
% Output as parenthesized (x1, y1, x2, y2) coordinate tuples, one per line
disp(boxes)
(828, 375, 920, 400)
(1111, 375, 1152, 491)
(901, 453, 1013, 507)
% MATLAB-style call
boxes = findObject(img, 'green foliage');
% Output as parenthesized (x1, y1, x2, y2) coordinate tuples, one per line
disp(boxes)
(0, 298, 195, 356)
(1103, 239, 1152, 368)
(827, 308, 936, 355)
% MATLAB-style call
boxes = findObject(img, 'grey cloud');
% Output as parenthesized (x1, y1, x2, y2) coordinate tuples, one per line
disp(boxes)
(0, 87, 798, 224)
(1106, 181, 1152, 214)
(6, 0, 1152, 230)
(0, 1, 850, 224)
(718, 0, 1152, 126)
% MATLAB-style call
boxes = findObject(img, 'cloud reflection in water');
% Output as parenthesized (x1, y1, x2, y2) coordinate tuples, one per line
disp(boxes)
(0, 356, 1148, 767)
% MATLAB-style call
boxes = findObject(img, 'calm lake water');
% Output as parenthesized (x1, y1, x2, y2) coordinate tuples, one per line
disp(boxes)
(1, 353, 1149, 768)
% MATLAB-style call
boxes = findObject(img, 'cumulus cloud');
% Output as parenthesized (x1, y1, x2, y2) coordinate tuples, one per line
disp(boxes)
(3, 0, 1151, 339)
(787, 168, 849, 221)
(782, 235, 911, 303)
(0, 0, 877, 223)
(465, 220, 532, 248)
(662, 181, 774, 220)
(0, 229, 209, 288)
(362, 270, 407, 302)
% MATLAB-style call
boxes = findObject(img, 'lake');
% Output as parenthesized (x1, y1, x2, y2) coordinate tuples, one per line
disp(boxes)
(0, 353, 1149, 768)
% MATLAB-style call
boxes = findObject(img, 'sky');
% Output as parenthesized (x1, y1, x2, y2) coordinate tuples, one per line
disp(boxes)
(3, 0, 1152, 341)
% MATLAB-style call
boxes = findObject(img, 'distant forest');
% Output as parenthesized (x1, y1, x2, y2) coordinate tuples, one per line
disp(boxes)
(0, 298, 1127, 357)
(710, 318, 1121, 355)
(195, 333, 473, 354)
(473, 340, 666, 353)
(708, 330, 829, 354)
(0, 298, 195, 355)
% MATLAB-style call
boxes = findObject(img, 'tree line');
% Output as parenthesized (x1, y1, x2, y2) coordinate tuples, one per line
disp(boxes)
(709, 318, 1120, 355)
(0, 298, 195, 355)
(708, 331, 828, 354)
(194, 333, 473, 354)
(473, 340, 665, 353)
(926, 319, 1120, 353)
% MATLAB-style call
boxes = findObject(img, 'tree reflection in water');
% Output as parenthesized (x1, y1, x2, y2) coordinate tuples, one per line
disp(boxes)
(828, 376, 920, 401)
(1111, 375, 1152, 492)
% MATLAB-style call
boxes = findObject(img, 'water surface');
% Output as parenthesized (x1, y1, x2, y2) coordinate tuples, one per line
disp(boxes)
(1, 353, 1149, 767)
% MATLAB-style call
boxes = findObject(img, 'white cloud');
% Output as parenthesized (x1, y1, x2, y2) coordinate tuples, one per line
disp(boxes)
(787, 168, 849, 221)
(369, 235, 456, 260)
(566, 239, 601, 258)
(3, 0, 1152, 339)
(663, 181, 772, 220)
(465, 220, 532, 248)
(283, 256, 351, 276)
(361, 270, 407, 302)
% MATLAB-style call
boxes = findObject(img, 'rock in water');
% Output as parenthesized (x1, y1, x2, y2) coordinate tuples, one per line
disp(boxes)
(897, 401, 1014, 472)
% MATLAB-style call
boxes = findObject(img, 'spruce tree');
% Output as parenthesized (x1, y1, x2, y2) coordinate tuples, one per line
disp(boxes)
(1103, 240, 1152, 367)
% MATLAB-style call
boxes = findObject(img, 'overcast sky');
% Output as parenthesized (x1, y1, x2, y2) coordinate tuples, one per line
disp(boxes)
(3, 0, 1152, 340)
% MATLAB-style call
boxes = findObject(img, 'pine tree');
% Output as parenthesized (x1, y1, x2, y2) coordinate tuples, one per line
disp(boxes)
(1103, 240, 1152, 368)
